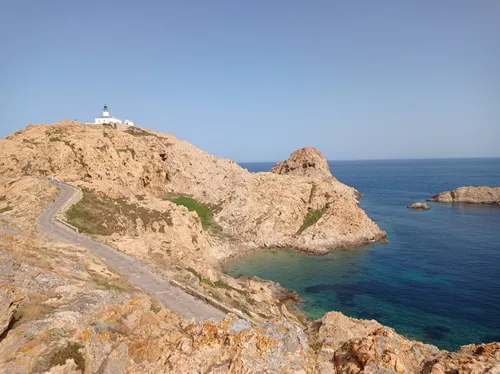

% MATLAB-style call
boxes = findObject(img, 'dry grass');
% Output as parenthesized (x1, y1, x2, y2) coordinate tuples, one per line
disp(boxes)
(12, 292, 57, 328)
(66, 188, 173, 236)
(48, 343, 85, 372)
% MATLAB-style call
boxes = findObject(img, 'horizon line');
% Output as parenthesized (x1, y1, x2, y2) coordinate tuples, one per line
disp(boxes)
(237, 156, 500, 164)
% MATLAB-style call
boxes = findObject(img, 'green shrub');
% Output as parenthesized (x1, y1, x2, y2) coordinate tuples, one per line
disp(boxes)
(171, 196, 221, 231)
(48, 329, 67, 341)
(297, 203, 329, 234)
(93, 320, 116, 334)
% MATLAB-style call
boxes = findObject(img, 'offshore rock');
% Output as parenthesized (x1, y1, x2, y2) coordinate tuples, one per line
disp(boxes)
(408, 202, 430, 210)
(428, 186, 500, 205)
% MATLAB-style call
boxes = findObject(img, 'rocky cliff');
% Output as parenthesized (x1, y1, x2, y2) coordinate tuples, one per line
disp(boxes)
(0, 121, 385, 254)
(428, 186, 500, 205)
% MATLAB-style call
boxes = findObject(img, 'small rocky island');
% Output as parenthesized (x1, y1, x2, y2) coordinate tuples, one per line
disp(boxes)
(408, 202, 430, 210)
(428, 186, 500, 205)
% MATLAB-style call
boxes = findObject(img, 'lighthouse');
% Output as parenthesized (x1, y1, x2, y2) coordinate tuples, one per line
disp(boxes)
(102, 104, 110, 118)
(94, 104, 127, 125)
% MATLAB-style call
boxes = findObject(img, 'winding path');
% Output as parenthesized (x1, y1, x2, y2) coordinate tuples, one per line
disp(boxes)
(38, 182, 226, 322)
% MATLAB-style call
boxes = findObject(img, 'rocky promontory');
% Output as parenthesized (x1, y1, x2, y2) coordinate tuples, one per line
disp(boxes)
(0, 121, 386, 255)
(428, 186, 500, 205)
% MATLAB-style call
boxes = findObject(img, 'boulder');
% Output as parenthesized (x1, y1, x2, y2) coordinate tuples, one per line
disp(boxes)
(332, 326, 441, 374)
(407, 202, 430, 210)
(99, 343, 128, 374)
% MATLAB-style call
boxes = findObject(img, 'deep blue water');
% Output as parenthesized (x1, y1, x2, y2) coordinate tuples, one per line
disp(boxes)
(227, 158, 500, 351)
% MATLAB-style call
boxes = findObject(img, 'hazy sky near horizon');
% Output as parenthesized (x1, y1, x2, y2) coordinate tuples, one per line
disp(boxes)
(1, 1, 499, 161)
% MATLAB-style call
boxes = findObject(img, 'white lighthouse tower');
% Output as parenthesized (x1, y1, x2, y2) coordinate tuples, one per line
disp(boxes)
(94, 104, 123, 125)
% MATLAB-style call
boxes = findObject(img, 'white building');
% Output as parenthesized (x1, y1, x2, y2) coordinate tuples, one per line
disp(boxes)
(94, 105, 134, 126)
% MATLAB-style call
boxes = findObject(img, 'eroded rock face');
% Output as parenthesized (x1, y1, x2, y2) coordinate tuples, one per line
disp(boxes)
(428, 186, 500, 205)
(408, 202, 430, 210)
(270, 147, 332, 179)
(332, 326, 441, 374)
(429, 342, 500, 374)
(0, 286, 24, 337)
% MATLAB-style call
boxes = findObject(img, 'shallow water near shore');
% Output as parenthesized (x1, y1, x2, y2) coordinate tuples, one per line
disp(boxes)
(227, 158, 500, 351)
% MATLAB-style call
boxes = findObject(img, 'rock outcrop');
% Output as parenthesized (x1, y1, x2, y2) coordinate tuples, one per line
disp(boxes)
(408, 202, 430, 210)
(270, 147, 332, 179)
(0, 286, 24, 336)
(428, 186, 500, 205)
(312, 312, 500, 374)
(0, 121, 386, 255)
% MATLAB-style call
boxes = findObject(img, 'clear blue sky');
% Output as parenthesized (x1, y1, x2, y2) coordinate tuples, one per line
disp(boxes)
(2, 1, 499, 161)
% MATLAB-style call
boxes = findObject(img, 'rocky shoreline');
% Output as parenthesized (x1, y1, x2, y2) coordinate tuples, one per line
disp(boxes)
(428, 186, 500, 205)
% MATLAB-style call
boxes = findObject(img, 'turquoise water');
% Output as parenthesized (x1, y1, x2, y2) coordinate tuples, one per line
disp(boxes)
(227, 158, 500, 351)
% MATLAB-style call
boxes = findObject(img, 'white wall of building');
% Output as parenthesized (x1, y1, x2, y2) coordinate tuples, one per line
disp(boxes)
(124, 120, 134, 126)
(95, 117, 122, 124)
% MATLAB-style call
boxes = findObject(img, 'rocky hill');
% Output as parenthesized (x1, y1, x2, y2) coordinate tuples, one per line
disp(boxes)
(0, 121, 386, 254)
(429, 186, 500, 205)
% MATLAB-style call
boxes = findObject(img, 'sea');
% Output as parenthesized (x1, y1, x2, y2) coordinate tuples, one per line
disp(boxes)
(226, 158, 500, 351)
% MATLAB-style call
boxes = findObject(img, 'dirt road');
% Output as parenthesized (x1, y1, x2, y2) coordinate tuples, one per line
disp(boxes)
(38, 182, 226, 322)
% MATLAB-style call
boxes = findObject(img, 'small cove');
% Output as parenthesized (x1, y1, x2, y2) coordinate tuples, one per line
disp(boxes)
(226, 158, 500, 351)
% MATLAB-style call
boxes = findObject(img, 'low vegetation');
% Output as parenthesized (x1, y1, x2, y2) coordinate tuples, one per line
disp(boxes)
(12, 295, 55, 328)
(170, 195, 221, 231)
(185, 267, 247, 296)
(102, 122, 117, 129)
(297, 203, 329, 234)
(48, 328, 67, 341)
(0, 206, 12, 214)
(93, 320, 116, 334)
(94, 278, 134, 293)
(125, 126, 170, 142)
(47, 343, 85, 372)
(125, 127, 150, 136)
(116, 147, 137, 160)
(66, 188, 173, 236)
